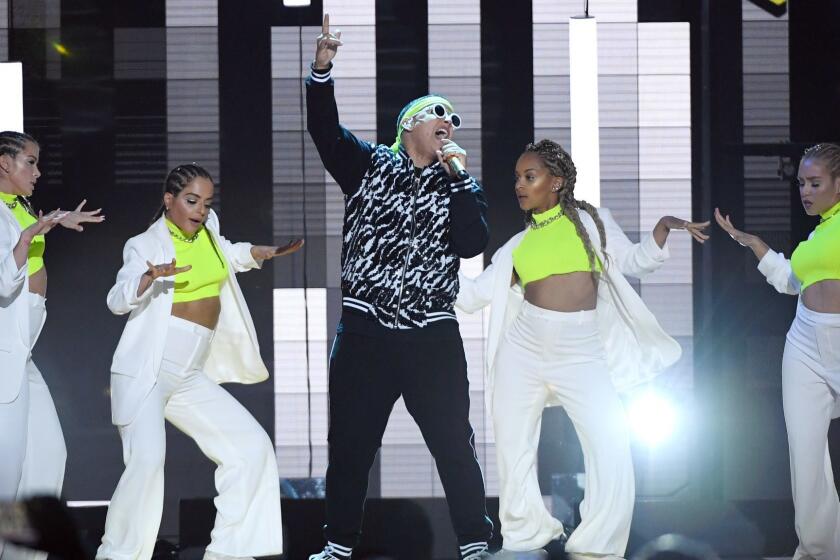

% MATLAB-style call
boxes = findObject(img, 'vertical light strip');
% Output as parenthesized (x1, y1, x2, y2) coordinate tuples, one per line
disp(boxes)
(270, 0, 377, 479)
(637, 22, 693, 348)
(270, 22, 331, 478)
(273, 288, 329, 476)
(741, 0, 790, 234)
(532, 0, 693, 499)
(0, 62, 24, 132)
(0, 0, 8, 61)
(165, 0, 220, 183)
(569, 16, 601, 206)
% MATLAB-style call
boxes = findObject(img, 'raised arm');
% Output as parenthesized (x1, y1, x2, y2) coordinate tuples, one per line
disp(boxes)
(602, 208, 708, 278)
(715, 207, 799, 295)
(0, 209, 69, 298)
(305, 14, 373, 196)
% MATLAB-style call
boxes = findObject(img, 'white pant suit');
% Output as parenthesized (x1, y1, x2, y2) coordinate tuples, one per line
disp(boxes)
(493, 302, 634, 556)
(97, 211, 282, 560)
(760, 249, 840, 559)
(457, 208, 681, 559)
(0, 207, 66, 560)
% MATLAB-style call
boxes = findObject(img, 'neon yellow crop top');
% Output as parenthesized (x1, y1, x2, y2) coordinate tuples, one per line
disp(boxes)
(791, 200, 840, 290)
(512, 205, 602, 288)
(166, 219, 228, 303)
(1, 192, 45, 276)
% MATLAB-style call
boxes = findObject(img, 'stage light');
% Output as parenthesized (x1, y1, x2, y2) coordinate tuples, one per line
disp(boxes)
(746, 0, 787, 17)
(627, 390, 678, 447)
(569, 13, 600, 206)
(282, 0, 311, 6)
(51, 42, 71, 56)
(0, 63, 24, 133)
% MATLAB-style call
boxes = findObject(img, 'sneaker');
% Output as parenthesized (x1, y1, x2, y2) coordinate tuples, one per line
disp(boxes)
(461, 542, 492, 560)
(309, 542, 352, 560)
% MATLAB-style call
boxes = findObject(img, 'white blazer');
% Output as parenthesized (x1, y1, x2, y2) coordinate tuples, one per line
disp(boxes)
(456, 207, 682, 414)
(756, 246, 803, 296)
(0, 204, 32, 403)
(107, 210, 268, 425)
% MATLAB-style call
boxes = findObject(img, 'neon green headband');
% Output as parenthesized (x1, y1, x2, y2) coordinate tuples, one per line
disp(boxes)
(390, 95, 455, 153)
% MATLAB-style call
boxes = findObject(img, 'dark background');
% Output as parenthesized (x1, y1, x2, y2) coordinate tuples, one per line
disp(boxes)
(4, 0, 840, 552)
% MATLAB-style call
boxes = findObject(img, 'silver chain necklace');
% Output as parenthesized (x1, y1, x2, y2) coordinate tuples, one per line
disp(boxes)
(168, 226, 200, 243)
(529, 211, 563, 229)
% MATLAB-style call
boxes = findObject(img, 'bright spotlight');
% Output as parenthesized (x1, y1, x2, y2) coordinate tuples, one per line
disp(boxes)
(282, 0, 311, 6)
(627, 391, 678, 447)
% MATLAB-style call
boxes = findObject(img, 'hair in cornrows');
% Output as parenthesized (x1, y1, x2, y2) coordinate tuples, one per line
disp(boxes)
(524, 139, 608, 284)
(152, 163, 213, 222)
(802, 143, 840, 181)
(0, 131, 39, 216)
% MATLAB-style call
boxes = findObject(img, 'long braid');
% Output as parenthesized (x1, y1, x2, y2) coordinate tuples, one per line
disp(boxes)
(524, 139, 608, 285)
(0, 131, 39, 217)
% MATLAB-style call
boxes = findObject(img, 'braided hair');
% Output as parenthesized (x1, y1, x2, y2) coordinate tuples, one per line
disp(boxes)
(802, 143, 840, 181)
(0, 130, 39, 216)
(523, 139, 608, 284)
(152, 163, 213, 222)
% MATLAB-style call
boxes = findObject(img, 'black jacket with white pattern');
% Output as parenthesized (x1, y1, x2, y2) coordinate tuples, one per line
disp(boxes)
(306, 68, 489, 329)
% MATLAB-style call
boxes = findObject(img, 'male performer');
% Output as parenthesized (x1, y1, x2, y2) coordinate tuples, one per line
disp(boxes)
(305, 14, 493, 560)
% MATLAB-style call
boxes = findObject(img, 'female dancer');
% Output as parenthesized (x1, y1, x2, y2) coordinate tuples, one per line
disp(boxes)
(97, 163, 302, 560)
(0, 130, 103, 560)
(457, 140, 708, 560)
(716, 143, 840, 560)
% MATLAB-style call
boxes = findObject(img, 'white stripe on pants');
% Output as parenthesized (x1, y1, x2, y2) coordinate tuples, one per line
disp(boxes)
(97, 316, 283, 560)
(493, 301, 633, 559)
(783, 301, 840, 560)
(0, 293, 67, 560)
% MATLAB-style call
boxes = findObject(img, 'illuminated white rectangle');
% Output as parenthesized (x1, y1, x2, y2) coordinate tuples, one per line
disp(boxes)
(167, 0, 217, 27)
(0, 62, 23, 132)
(428, 0, 479, 24)
(569, 16, 601, 206)
(284, 0, 311, 6)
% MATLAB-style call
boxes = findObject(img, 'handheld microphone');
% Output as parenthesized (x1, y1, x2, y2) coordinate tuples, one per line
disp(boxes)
(443, 154, 470, 181)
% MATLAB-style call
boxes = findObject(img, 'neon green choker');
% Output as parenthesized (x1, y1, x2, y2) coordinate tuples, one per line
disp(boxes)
(819, 200, 840, 223)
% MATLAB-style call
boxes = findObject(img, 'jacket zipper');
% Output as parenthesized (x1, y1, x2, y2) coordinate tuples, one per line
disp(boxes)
(393, 173, 421, 328)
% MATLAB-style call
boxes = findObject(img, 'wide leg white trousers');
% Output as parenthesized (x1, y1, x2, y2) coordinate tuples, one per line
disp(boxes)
(493, 301, 633, 560)
(97, 316, 282, 560)
(0, 294, 67, 560)
(783, 302, 840, 560)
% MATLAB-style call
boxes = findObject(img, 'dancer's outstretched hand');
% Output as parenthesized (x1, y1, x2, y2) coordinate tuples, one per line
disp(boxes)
(314, 14, 342, 70)
(251, 239, 304, 261)
(144, 258, 191, 280)
(21, 209, 68, 239)
(57, 199, 105, 232)
(714, 207, 756, 247)
(659, 216, 711, 244)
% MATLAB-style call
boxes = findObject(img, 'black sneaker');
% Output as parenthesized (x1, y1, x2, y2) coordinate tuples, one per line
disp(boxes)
(308, 542, 352, 560)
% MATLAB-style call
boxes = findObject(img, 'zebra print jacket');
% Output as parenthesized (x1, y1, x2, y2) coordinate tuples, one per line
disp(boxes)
(306, 67, 489, 329)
